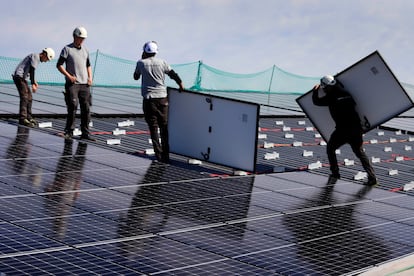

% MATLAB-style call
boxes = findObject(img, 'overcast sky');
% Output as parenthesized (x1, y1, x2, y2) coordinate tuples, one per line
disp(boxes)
(2, 0, 414, 83)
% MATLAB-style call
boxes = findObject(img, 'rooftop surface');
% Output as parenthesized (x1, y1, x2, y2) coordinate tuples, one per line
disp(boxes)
(1, 84, 414, 275)
(0, 115, 414, 275)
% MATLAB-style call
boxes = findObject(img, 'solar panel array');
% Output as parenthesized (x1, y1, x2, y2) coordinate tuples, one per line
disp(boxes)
(1, 82, 414, 274)
(1, 113, 414, 275)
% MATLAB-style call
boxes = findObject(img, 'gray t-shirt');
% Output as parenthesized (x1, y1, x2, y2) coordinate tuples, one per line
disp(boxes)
(59, 43, 90, 84)
(134, 57, 172, 99)
(13, 53, 40, 80)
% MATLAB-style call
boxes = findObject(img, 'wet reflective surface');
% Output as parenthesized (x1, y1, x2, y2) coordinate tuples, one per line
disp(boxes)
(1, 121, 414, 275)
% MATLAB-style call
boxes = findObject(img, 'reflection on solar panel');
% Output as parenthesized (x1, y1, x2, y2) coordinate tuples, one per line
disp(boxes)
(1, 82, 414, 274)
(0, 113, 414, 275)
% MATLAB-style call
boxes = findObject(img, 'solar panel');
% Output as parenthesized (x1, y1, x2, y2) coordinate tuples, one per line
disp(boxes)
(0, 115, 414, 274)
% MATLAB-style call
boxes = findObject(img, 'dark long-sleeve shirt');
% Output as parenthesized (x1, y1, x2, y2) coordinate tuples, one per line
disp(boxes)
(312, 85, 362, 131)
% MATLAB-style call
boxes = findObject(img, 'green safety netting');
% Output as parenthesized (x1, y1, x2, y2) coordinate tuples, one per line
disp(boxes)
(0, 50, 319, 94)
(2, 50, 413, 102)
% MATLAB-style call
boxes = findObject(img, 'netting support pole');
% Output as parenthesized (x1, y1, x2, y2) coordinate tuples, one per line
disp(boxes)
(89, 50, 99, 114)
(267, 65, 276, 105)
(194, 60, 202, 90)
(92, 50, 99, 89)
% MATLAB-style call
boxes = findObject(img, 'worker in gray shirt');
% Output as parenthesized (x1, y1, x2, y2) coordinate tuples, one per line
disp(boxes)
(13, 48, 55, 127)
(134, 41, 184, 163)
(57, 26, 95, 141)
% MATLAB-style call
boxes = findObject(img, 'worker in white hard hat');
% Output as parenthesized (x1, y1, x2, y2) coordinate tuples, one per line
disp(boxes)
(312, 75, 378, 186)
(12, 48, 55, 127)
(134, 41, 185, 163)
(57, 26, 95, 141)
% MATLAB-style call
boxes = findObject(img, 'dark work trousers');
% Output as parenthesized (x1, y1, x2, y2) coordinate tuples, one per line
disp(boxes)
(327, 128, 376, 179)
(64, 83, 91, 136)
(143, 97, 169, 162)
(13, 76, 33, 122)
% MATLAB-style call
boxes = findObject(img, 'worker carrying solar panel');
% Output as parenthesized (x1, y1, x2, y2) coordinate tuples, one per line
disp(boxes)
(312, 75, 378, 186)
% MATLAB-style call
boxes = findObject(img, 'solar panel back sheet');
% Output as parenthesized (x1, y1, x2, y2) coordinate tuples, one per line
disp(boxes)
(168, 87, 259, 172)
(296, 51, 413, 141)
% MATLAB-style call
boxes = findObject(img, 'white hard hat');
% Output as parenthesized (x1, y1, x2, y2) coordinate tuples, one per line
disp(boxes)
(43, 48, 55, 60)
(320, 75, 336, 87)
(143, 41, 158, 54)
(73, 26, 88, 38)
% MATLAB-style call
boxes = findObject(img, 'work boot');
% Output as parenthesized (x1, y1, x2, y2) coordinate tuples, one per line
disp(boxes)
(29, 118, 37, 126)
(365, 177, 378, 186)
(63, 132, 73, 140)
(329, 172, 340, 179)
(19, 119, 34, 127)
